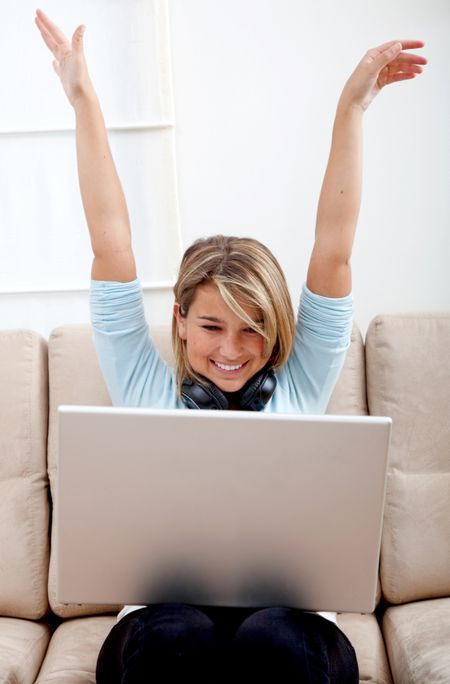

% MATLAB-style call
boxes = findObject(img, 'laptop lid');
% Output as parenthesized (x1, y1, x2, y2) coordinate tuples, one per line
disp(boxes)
(57, 406, 391, 613)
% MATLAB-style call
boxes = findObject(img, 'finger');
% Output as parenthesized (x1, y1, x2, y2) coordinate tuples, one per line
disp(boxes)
(396, 52, 428, 66)
(372, 39, 425, 52)
(400, 63, 424, 74)
(36, 9, 69, 45)
(379, 64, 423, 88)
(366, 40, 427, 72)
(385, 72, 416, 86)
(52, 60, 61, 78)
(398, 40, 425, 50)
(35, 15, 59, 56)
(36, 16, 71, 65)
(72, 24, 86, 54)
(371, 40, 403, 53)
(366, 41, 403, 71)
(387, 62, 424, 75)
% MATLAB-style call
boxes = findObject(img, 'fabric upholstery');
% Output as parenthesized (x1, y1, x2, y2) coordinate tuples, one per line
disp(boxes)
(337, 612, 393, 683)
(1, 310, 447, 680)
(0, 330, 50, 619)
(365, 315, 450, 605)
(382, 598, 450, 684)
(35, 616, 116, 683)
(0, 617, 51, 684)
(326, 324, 367, 416)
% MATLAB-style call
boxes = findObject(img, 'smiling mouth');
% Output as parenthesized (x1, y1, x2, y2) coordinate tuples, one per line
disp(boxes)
(212, 360, 247, 372)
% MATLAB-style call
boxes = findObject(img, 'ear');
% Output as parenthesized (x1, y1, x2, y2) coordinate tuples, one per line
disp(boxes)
(173, 302, 187, 340)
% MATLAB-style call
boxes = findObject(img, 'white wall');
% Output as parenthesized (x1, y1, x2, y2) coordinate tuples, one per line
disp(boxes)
(1, 1, 449, 338)
(1, 0, 180, 336)
(168, 0, 450, 334)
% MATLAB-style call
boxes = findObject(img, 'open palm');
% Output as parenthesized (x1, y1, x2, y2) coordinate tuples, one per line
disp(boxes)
(35, 9, 91, 107)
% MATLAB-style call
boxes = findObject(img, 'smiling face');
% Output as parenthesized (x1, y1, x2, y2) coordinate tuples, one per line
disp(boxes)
(174, 282, 270, 392)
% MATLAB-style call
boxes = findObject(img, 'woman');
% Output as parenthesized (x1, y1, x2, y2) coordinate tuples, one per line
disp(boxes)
(35, 8, 426, 682)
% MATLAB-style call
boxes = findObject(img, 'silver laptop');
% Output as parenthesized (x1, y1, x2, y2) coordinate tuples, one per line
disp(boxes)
(57, 406, 391, 613)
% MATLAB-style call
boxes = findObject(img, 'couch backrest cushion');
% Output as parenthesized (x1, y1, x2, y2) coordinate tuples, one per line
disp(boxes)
(48, 322, 366, 617)
(366, 314, 450, 604)
(326, 324, 367, 416)
(0, 330, 50, 619)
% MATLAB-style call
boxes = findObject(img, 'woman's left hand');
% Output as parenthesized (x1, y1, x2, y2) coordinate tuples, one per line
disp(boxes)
(340, 40, 427, 113)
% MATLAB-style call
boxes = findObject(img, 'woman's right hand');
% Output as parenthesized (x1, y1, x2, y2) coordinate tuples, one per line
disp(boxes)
(35, 8, 93, 107)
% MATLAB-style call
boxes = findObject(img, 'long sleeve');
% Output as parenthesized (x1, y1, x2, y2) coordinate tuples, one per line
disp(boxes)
(90, 279, 178, 408)
(269, 284, 353, 414)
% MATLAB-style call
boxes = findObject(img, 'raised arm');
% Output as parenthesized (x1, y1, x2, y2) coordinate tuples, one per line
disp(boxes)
(307, 40, 427, 298)
(35, 9, 137, 282)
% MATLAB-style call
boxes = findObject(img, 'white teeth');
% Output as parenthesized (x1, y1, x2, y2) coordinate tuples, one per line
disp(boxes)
(214, 361, 243, 371)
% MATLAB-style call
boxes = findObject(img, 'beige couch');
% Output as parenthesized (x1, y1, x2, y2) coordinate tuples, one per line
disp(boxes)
(1, 314, 449, 683)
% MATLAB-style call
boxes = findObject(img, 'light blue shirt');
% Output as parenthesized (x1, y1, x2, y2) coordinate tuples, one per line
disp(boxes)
(90, 279, 353, 414)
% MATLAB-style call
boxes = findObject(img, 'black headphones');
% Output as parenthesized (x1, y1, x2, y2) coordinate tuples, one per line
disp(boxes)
(181, 366, 276, 411)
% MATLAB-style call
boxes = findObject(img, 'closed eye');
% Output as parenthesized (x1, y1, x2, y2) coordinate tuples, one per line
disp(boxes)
(202, 325, 221, 331)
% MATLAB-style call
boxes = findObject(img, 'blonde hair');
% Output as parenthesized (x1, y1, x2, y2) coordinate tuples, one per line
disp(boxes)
(172, 235, 295, 394)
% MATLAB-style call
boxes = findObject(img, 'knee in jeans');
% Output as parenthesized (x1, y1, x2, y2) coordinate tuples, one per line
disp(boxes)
(126, 604, 216, 657)
(233, 607, 295, 651)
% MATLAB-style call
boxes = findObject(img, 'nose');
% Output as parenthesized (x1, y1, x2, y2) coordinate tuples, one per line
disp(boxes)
(219, 330, 243, 360)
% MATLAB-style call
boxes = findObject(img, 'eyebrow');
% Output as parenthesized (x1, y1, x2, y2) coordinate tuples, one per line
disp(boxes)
(196, 316, 264, 324)
(197, 316, 224, 322)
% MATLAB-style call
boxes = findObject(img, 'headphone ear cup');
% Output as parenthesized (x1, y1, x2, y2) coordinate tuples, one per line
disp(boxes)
(238, 368, 277, 411)
(181, 377, 229, 410)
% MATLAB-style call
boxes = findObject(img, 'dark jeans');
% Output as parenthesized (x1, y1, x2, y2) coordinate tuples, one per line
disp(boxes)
(96, 603, 359, 683)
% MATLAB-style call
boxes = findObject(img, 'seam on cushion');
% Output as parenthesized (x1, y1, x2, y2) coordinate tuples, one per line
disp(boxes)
(29, 334, 48, 618)
(17, 333, 48, 619)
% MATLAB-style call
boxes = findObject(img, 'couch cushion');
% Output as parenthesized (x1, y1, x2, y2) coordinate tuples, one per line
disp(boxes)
(35, 616, 116, 684)
(47, 325, 174, 618)
(0, 330, 50, 619)
(326, 323, 367, 416)
(337, 613, 393, 683)
(382, 598, 450, 684)
(365, 314, 450, 605)
(0, 617, 51, 684)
